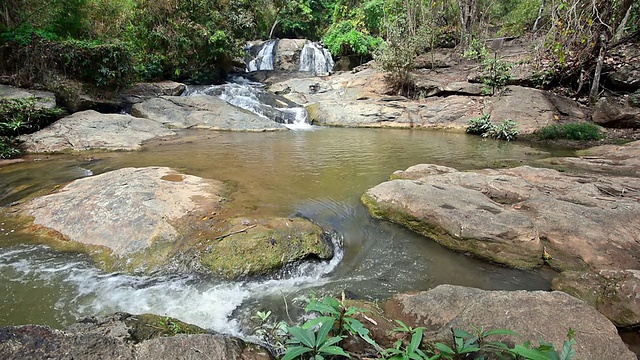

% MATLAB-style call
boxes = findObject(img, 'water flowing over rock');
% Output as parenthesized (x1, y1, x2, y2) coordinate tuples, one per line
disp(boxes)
(247, 39, 278, 72)
(362, 164, 640, 271)
(183, 81, 310, 128)
(382, 285, 636, 360)
(0, 313, 272, 360)
(18, 110, 175, 152)
(246, 39, 334, 75)
(299, 41, 335, 75)
(131, 95, 288, 131)
(13, 167, 333, 276)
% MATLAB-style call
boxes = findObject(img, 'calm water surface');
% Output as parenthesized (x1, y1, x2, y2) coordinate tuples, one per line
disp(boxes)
(0, 128, 572, 334)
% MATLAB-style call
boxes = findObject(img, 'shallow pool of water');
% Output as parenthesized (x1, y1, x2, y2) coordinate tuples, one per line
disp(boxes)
(0, 128, 571, 334)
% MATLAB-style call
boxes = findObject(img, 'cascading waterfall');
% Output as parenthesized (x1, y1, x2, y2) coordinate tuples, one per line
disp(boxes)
(183, 79, 312, 129)
(299, 41, 335, 76)
(247, 39, 278, 72)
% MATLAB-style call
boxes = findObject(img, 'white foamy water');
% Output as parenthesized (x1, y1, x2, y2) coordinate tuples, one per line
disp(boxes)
(183, 81, 313, 130)
(0, 233, 343, 335)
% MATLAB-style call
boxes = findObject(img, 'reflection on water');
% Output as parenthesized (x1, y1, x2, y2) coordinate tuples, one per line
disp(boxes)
(0, 128, 569, 332)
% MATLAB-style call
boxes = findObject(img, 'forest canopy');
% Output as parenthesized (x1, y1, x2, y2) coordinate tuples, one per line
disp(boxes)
(0, 0, 638, 90)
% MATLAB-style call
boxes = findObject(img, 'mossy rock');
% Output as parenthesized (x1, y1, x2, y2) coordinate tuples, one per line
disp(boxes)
(200, 217, 333, 279)
(124, 314, 209, 342)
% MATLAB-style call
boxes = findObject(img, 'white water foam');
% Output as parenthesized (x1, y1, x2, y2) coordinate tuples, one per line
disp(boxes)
(0, 233, 343, 335)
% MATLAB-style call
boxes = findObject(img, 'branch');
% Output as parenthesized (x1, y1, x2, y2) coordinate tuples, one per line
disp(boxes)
(214, 224, 257, 241)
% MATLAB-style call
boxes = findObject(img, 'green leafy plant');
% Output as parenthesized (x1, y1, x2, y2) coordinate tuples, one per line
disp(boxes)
(511, 329, 577, 360)
(466, 114, 493, 135)
(383, 320, 433, 360)
(283, 321, 350, 360)
(535, 123, 603, 141)
(157, 316, 187, 335)
(252, 310, 289, 356)
(481, 56, 513, 95)
(486, 119, 520, 141)
(302, 292, 380, 352)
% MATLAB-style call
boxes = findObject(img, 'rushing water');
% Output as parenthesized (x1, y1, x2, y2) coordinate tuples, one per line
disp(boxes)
(0, 128, 571, 335)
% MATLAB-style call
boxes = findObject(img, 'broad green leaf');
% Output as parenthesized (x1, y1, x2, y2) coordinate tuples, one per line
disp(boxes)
(408, 328, 423, 354)
(302, 316, 336, 330)
(281, 346, 312, 360)
(319, 335, 343, 348)
(511, 345, 553, 360)
(306, 301, 340, 316)
(316, 321, 334, 344)
(559, 339, 576, 360)
(484, 329, 521, 337)
(433, 342, 456, 355)
(318, 345, 351, 358)
(458, 346, 481, 354)
(288, 326, 315, 348)
(453, 329, 474, 339)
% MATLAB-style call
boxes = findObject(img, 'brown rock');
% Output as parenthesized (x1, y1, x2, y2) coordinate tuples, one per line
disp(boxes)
(593, 96, 640, 128)
(552, 270, 640, 328)
(382, 285, 636, 360)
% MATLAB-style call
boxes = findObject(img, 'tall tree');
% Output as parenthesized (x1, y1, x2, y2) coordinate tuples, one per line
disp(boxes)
(457, 0, 478, 46)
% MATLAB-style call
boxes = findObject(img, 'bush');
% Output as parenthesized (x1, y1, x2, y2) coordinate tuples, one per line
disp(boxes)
(0, 97, 65, 158)
(466, 114, 493, 135)
(0, 32, 134, 88)
(467, 116, 519, 141)
(322, 20, 383, 57)
(535, 123, 604, 141)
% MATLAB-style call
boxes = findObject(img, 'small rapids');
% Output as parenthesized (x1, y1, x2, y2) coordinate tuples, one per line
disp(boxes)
(183, 78, 312, 130)
(0, 232, 344, 335)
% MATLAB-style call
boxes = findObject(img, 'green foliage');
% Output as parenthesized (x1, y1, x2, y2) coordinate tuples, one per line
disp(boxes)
(486, 119, 520, 141)
(467, 116, 519, 141)
(481, 56, 514, 95)
(0, 97, 65, 158)
(512, 329, 577, 360)
(383, 320, 432, 360)
(462, 39, 489, 61)
(499, 0, 543, 36)
(283, 321, 350, 360)
(323, 20, 383, 57)
(535, 123, 604, 141)
(466, 114, 493, 135)
(252, 310, 289, 356)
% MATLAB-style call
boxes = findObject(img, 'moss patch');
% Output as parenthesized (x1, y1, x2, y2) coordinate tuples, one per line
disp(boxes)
(200, 217, 333, 279)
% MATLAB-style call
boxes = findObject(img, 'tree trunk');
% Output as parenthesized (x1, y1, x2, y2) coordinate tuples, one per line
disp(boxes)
(457, 0, 477, 47)
(614, 1, 634, 41)
(590, 33, 607, 104)
(532, 0, 546, 34)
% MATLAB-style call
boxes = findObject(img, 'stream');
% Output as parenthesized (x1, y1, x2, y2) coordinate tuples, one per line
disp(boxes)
(0, 127, 573, 336)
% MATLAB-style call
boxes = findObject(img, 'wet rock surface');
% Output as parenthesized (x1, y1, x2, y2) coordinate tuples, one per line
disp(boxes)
(131, 95, 288, 131)
(11, 167, 333, 277)
(18, 110, 175, 152)
(0, 313, 271, 360)
(362, 164, 640, 271)
(0, 84, 56, 109)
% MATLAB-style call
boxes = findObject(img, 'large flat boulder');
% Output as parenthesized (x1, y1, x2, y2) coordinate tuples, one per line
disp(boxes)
(18, 110, 175, 152)
(0, 313, 271, 360)
(120, 81, 186, 105)
(131, 95, 288, 131)
(362, 164, 640, 271)
(593, 96, 640, 128)
(552, 270, 640, 328)
(484, 86, 588, 134)
(14, 167, 333, 277)
(382, 285, 636, 360)
(272, 69, 482, 129)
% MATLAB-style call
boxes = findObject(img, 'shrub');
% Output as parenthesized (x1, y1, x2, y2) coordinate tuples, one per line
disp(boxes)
(0, 97, 65, 158)
(322, 20, 383, 57)
(466, 116, 519, 141)
(487, 119, 520, 141)
(466, 114, 493, 135)
(535, 123, 603, 141)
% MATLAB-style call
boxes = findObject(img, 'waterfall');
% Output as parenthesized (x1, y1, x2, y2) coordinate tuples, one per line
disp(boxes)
(247, 39, 278, 72)
(183, 79, 313, 130)
(299, 41, 335, 76)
